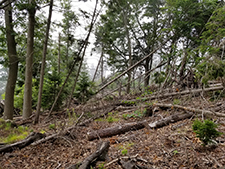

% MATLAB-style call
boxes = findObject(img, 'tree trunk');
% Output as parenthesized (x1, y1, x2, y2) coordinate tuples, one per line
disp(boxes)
(87, 121, 146, 141)
(147, 112, 193, 129)
(34, 0, 54, 124)
(144, 56, 150, 87)
(122, 10, 132, 94)
(76, 141, 110, 169)
(23, 0, 36, 119)
(3, 0, 19, 120)
(58, 33, 61, 75)
(92, 44, 104, 82)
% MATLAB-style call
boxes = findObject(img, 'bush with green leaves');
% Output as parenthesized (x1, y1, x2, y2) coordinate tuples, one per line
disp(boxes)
(192, 119, 223, 146)
(74, 71, 95, 103)
(196, 59, 225, 85)
(2, 71, 66, 111)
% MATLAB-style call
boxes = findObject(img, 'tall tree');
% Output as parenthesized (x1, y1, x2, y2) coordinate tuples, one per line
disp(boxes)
(34, 0, 54, 124)
(3, 0, 19, 120)
(23, 0, 36, 119)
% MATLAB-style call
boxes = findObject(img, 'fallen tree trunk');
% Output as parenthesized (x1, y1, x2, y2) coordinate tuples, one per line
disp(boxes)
(127, 86, 224, 103)
(154, 103, 225, 118)
(87, 121, 146, 141)
(0, 132, 45, 153)
(147, 112, 193, 128)
(67, 141, 110, 169)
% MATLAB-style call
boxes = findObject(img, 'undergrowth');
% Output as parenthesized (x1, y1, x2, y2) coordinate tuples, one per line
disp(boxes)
(0, 119, 29, 144)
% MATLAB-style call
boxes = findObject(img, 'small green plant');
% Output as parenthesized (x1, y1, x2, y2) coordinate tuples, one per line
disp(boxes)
(173, 150, 179, 155)
(121, 100, 136, 105)
(49, 124, 56, 130)
(0, 120, 29, 143)
(173, 99, 181, 105)
(40, 130, 46, 134)
(107, 116, 119, 123)
(121, 148, 128, 155)
(192, 119, 223, 146)
(97, 163, 106, 169)
(107, 116, 114, 123)
(122, 109, 146, 119)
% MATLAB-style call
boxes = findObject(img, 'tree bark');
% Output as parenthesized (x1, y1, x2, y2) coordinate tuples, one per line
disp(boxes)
(23, 0, 36, 119)
(87, 121, 146, 141)
(77, 141, 110, 169)
(154, 103, 225, 118)
(0, 132, 45, 153)
(122, 9, 132, 94)
(34, 0, 54, 124)
(147, 112, 193, 128)
(125, 86, 224, 102)
(3, 0, 19, 120)
(58, 33, 61, 75)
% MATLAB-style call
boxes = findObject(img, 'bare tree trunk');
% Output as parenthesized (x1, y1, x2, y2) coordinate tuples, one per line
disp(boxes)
(34, 0, 54, 124)
(123, 10, 132, 94)
(92, 44, 104, 82)
(22, 0, 36, 119)
(101, 51, 104, 82)
(58, 33, 61, 75)
(3, 0, 18, 120)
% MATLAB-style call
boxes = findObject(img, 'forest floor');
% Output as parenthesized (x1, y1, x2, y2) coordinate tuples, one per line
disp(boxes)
(1, 89, 225, 169)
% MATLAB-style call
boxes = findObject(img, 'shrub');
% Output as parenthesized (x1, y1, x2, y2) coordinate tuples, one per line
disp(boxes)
(192, 119, 223, 146)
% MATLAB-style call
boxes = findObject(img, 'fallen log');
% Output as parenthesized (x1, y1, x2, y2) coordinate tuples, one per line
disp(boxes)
(126, 86, 224, 103)
(87, 121, 146, 141)
(147, 112, 193, 128)
(0, 132, 45, 154)
(67, 141, 110, 169)
(154, 103, 225, 118)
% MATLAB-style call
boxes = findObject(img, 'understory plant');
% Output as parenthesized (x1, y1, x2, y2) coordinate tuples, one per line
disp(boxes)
(192, 119, 223, 146)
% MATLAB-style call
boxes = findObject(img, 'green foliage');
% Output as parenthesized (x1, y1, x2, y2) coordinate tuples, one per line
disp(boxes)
(0, 119, 29, 144)
(153, 72, 166, 85)
(123, 109, 146, 119)
(49, 124, 56, 130)
(74, 71, 95, 103)
(173, 150, 179, 155)
(200, 5, 225, 56)
(192, 119, 223, 146)
(173, 99, 181, 105)
(1, 70, 66, 111)
(196, 59, 225, 85)
(121, 100, 136, 105)
(118, 142, 134, 156)
(121, 148, 128, 155)
(209, 91, 225, 101)
(107, 116, 119, 123)
(97, 163, 106, 169)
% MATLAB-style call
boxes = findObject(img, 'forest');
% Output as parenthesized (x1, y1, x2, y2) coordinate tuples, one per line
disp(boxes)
(1, 0, 225, 168)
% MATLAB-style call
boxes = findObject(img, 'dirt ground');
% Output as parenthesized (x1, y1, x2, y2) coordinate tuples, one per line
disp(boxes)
(1, 93, 225, 169)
